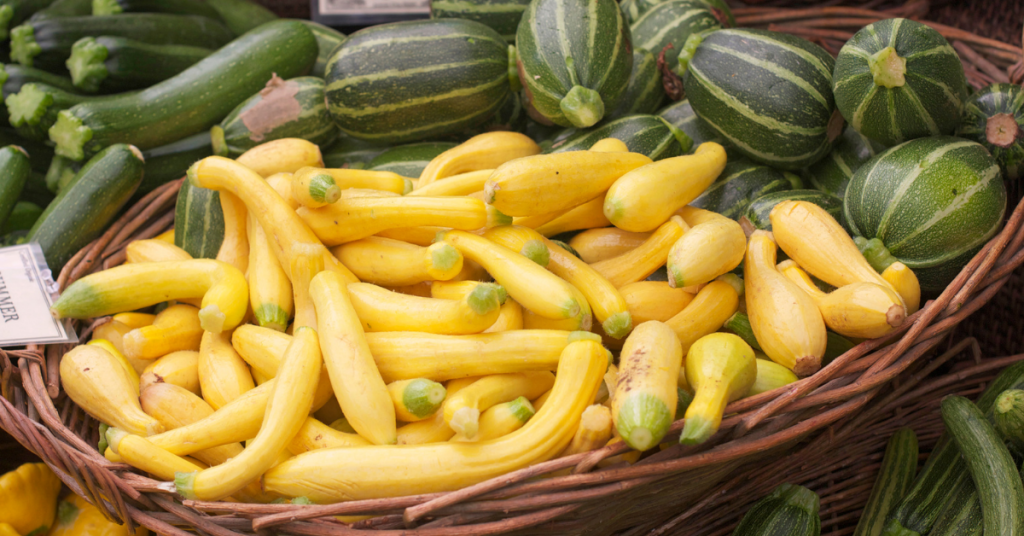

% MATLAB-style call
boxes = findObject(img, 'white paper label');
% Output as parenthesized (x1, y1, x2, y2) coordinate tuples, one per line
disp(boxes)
(318, 0, 428, 15)
(0, 243, 77, 347)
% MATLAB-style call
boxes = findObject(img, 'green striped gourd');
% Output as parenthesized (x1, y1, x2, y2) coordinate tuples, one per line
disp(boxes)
(321, 135, 388, 170)
(732, 483, 821, 536)
(547, 114, 689, 160)
(803, 125, 883, 199)
(620, 0, 733, 27)
(844, 136, 1006, 292)
(833, 18, 967, 147)
(958, 83, 1024, 181)
(745, 189, 842, 231)
(325, 19, 510, 144)
(854, 428, 919, 536)
(607, 48, 665, 120)
(369, 141, 458, 178)
(691, 158, 800, 219)
(516, 0, 632, 128)
(174, 179, 223, 259)
(657, 99, 729, 153)
(629, 0, 720, 72)
(682, 29, 841, 170)
(212, 75, 337, 157)
(429, 0, 530, 43)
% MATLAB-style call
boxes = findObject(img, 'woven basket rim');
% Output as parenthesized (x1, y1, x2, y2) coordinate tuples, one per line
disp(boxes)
(3, 4, 1024, 534)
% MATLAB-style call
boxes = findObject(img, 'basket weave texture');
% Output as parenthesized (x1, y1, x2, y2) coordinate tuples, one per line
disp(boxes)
(2, 2, 1024, 535)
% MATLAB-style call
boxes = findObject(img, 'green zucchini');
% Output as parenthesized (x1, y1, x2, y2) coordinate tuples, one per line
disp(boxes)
(629, 0, 720, 72)
(732, 483, 821, 536)
(941, 395, 1024, 536)
(607, 49, 665, 120)
(368, 141, 457, 178)
(325, 19, 510, 144)
(995, 389, 1024, 450)
(885, 360, 1024, 534)
(92, 0, 220, 19)
(429, 0, 530, 43)
(10, 14, 233, 72)
(682, 29, 840, 170)
(516, 0, 632, 128)
(0, 145, 32, 230)
(0, 126, 51, 173)
(6, 83, 133, 141)
(803, 125, 882, 199)
(957, 83, 1024, 181)
(298, 20, 345, 79)
(929, 478, 982, 536)
(854, 428, 919, 536)
(0, 62, 77, 128)
(1, 200, 41, 232)
(620, 0, 733, 27)
(690, 158, 800, 220)
(212, 75, 337, 157)
(66, 36, 212, 93)
(138, 131, 211, 196)
(548, 114, 690, 160)
(322, 135, 390, 170)
(174, 179, 222, 260)
(657, 99, 729, 154)
(833, 18, 967, 147)
(43, 153, 77, 192)
(723, 311, 761, 352)
(844, 136, 1006, 292)
(50, 19, 318, 160)
(27, 143, 144, 270)
(18, 171, 50, 205)
(822, 331, 855, 367)
(27, 0, 89, 21)
(0, 0, 54, 40)
(202, 0, 277, 36)
(744, 189, 843, 231)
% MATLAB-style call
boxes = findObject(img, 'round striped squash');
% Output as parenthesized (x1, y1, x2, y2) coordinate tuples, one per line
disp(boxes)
(833, 18, 967, 148)
(958, 83, 1024, 181)
(516, 0, 632, 129)
(803, 125, 883, 199)
(844, 136, 1006, 292)
(745, 189, 843, 231)
(690, 158, 800, 220)
(629, 0, 720, 72)
(620, 0, 733, 27)
(547, 114, 688, 160)
(658, 99, 731, 154)
(607, 48, 665, 120)
(682, 29, 841, 170)
(429, 0, 531, 43)
(324, 19, 510, 144)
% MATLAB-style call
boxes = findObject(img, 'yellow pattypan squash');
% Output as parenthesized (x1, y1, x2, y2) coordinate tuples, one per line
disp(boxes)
(48, 495, 147, 536)
(0, 463, 62, 536)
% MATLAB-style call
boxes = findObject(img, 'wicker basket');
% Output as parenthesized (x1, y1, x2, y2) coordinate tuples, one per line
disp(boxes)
(3, 3, 1024, 535)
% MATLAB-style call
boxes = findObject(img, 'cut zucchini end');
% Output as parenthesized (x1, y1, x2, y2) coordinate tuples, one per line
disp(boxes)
(66, 37, 110, 93)
(466, 284, 501, 316)
(50, 111, 92, 162)
(520, 239, 550, 267)
(198, 304, 227, 334)
(568, 330, 602, 344)
(403, 378, 447, 419)
(290, 496, 314, 505)
(0, 5, 13, 41)
(210, 126, 229, 157)
(10, 24, 41, 68)
(489, 283, 508, 304)
(309, 173, 340, 204)
(104, 427, 128, 455)
(6, 84, 53, 128)
(560, 85, 604, 129)
(488, 205, 512, 227)
(173, 471, 199, 500)
(450, 407, 480, 439)
(602, 311, 633, 340)
(617, 393, 672, 451)
(679, 415, 716, 445)
(92, 0, 124, 16)
(429, 242, 461, 273)
(508, 396, 535, 423)
(254, 303, 291, 332)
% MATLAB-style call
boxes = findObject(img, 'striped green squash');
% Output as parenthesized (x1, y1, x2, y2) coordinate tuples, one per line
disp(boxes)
(620, 0, 733, 27)
(853, 428, 919, 536)
(547, 114, 690, 160)
(658, 99, 730, 154)
(746, 189, 843, 231)
(516, 0, 632, 128)
(429, 0, 530, 43)
(212, 76, 337, 157)
(833, 18, 967, 147)
(958, 83, 1024, 181)
(629, 0, 720, 72)
(802, 125, 883, 199)
(298, 20, 345, 79)
(732, 484, 821, 536)
(369, 141, 458, 178)
(607, 48, 665, 120)
(691, 158, 800, 219)
(466, 90, 527, 135)
(682, 29, 841, 170)
(844, 136, 1006, 292)
(325, 19, 510, 144)
(174, 179, 223, 259)
(321, 135, 388, 170)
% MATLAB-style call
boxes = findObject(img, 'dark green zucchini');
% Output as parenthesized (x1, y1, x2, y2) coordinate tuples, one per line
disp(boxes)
(298, 20, 345, 79)
(723, 312, 761, 352)
(369, 141, 457, 178)
(732, 483, 821, 536)
(548, 114, 690, 160)
(49, 20, 318, 160)
(929, 477, 982, 536)
(0, 62, 77, 127)
(19, 171, 50, 205)
(27, 143, 144, 270)
(0, 145, 32, 230)
(0, 0, 53, 40)
(43, 153, 77, 192)
(941, 396, 1024, 536)
(607, 48, 665, 120)
(6, 83, 133, 141)
(212, 75, 337, 157)
(174, 179, 222, 259)
(66, 36, 212, 93)
(27, 0, 89, 21)
(321, 135, 389, 170)
(1, 199, 41, 232)
(854, 428, 919, 536)
(138, 131, 211, 196)
(202, 0, 277, 36)
(0, 126, 51, 173)
(995, 389, 1024, 450)
(10, 14, 233, 72)
(690, 158, 800, 220)
(92, 0, 220, 19)
(744, 189, 843, 231)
